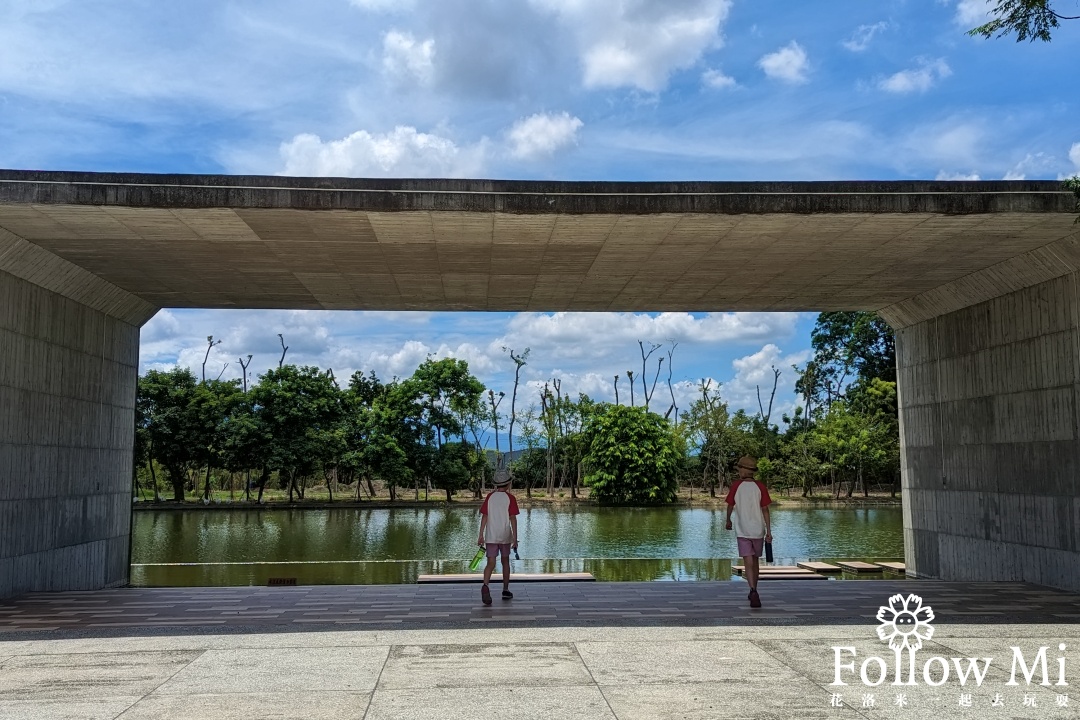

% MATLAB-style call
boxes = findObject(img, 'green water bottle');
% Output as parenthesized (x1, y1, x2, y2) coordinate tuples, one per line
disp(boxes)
(469, 546, 486, 571)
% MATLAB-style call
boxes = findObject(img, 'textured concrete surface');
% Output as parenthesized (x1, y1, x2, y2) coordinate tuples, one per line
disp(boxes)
(0, 266, 140, 601)
(0, 172, 1074, 313)
(1, 613, 1077, 719)
(897, 274, 1080, 592)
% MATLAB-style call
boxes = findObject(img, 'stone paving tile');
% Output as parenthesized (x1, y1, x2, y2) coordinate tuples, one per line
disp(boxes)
(378, 642, 593, 690)
(119, 691, 372, 720)
(0, 650, 202, 701)
(155, 646, 388, 695)
(366, 686, 616, 720)
(0, 696, 142, 720)
(599, 679, 862, 720)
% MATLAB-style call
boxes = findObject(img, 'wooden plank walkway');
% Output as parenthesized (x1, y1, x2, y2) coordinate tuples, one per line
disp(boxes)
(418, 573, 594, 584)
(2, 581, 1078, 633)
(732, 565, 827, 580)
(875, 562, 906, 573)
(796, 561, 842, 573)
(838, 561, 881, 573)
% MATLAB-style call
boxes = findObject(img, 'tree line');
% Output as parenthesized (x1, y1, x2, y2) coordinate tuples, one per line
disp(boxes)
(134, 312, 901, 505)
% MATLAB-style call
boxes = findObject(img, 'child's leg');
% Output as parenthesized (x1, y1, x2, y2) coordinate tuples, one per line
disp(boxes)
(500, 546, 511, 591)
(747, 555, 759, 591)
(483, 553, 497, 585)
(742, 554, 757, 590)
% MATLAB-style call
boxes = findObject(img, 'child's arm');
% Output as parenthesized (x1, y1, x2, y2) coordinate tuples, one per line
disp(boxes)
(510, 515, 518, 549)
(477, 516, 487, 547)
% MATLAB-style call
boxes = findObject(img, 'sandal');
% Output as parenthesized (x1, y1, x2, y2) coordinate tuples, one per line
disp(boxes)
(481, 584, 492, 606)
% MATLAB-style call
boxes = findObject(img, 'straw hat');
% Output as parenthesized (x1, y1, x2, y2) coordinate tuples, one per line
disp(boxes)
(493, 469, 512, 487)
(736, 456, 758, 471)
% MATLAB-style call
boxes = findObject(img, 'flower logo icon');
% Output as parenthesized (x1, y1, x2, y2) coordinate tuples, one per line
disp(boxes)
(876, 593, 934, 651)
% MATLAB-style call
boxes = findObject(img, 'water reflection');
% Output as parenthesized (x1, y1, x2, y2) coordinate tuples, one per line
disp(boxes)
(131, 506, 903, 586)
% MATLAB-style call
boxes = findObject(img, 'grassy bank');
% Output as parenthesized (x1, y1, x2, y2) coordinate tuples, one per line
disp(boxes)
(133, 486, 902, 510)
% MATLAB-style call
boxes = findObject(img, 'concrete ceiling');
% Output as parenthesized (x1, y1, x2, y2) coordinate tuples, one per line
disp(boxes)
(1, 171, 1076, 320)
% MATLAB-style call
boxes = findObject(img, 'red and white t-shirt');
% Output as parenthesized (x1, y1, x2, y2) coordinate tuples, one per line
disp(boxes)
(725, 480, 772, 539)
(479, 490, 520, 544)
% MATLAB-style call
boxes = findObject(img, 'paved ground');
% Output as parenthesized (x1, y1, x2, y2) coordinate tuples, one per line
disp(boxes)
(1, 581, 1077, 719)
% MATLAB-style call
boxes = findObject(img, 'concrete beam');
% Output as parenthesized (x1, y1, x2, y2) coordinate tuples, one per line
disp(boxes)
(0, 240, 145, 598)
(896, 274, 1080, 591)
(0, 172, 1075, 313)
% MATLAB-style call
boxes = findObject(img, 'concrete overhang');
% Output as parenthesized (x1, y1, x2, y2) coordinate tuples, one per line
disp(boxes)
(0, 170, 1077, 327)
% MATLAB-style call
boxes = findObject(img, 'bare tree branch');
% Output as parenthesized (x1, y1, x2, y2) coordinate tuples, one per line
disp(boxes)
(638, 340, 663, 409)
(202, 335, 222, 383)
(277, 334, 289, 369)
(237, 354, 252, 392)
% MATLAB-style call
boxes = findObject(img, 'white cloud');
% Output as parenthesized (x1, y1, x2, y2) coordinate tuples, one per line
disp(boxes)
(497, 312, 800, 361)
(758, 41, 809, 84)
(507, 111, 584, 160)
(531, 0, 732, 92)
(905, 120, 983, 168)
(360, 340, 497, 378)
(935, 170, 981, 180)
(842, 21, 888, 52)
(1002, 152, 1058, 180)
(1070, 142, 1080, 171)
(521, 372, 717, 415)
(382, 30, 435, 86)
(954, 0, 992, 27)
(701, 68, 736, 89)
(279, 126, 489, 177)
(724, 344, 813, 421)
(879, 58, 951, 94)
(349, 0, 415, 11)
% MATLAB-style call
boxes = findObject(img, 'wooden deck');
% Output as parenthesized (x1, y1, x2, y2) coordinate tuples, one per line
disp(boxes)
(838, 561, 881, 573)
(796, 561, 842, 573)
(875, 562, 907, 573)
(2, 580, 1078, 633)
(732, 565, 827, 580)
(418, 573, 595, 584)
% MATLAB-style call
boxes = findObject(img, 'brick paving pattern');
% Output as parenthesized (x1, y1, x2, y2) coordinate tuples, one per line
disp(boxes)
(2, 580, 1077, 633)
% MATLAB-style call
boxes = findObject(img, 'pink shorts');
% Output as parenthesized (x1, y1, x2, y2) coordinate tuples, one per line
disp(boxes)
(485, 543, 511, 559)
(737, 537, 764, 558)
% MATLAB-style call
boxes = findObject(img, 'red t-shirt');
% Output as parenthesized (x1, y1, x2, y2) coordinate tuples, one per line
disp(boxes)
(725, 479, 771, 539)
(479, 490, 519, 544)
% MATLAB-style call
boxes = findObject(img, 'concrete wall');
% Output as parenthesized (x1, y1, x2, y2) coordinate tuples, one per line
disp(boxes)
(895, 274, 1080, 591)
(0, 228, 153, 600)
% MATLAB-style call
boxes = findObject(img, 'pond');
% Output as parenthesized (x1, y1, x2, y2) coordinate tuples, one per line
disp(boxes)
(130, 505, 904, 586)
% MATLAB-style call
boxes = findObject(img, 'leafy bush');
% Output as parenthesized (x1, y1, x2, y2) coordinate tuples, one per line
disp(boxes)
(584, 405, 680, 504)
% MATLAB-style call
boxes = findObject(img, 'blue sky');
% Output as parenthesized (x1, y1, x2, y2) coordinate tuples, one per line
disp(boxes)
(2, 0, 1078, 421)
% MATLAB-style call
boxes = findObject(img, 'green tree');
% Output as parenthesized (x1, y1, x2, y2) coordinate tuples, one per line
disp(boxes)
(584, 405, 680, 504)
(968, 1, 1079, 42)
(220, 395, 267, 502)
(683, 380, 732, 497)
(190, 378, 245, 502)
(137, 367, 200, 501)
(410, 357, 485, 499)
(801, 311, 896, 409)
(250, 365, 343, 502)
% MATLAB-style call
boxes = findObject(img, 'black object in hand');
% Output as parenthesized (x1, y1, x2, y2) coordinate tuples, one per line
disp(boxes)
(764, 541, 774, 563)
(514, 548, 521, 560)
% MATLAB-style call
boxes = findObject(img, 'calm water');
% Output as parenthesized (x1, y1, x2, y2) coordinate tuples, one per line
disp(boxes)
(130, 506, 904, 586)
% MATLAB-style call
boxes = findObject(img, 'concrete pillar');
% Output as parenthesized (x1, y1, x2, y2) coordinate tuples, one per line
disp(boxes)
(893, 274, 1080, 591)
(0, 229, 155, 600)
